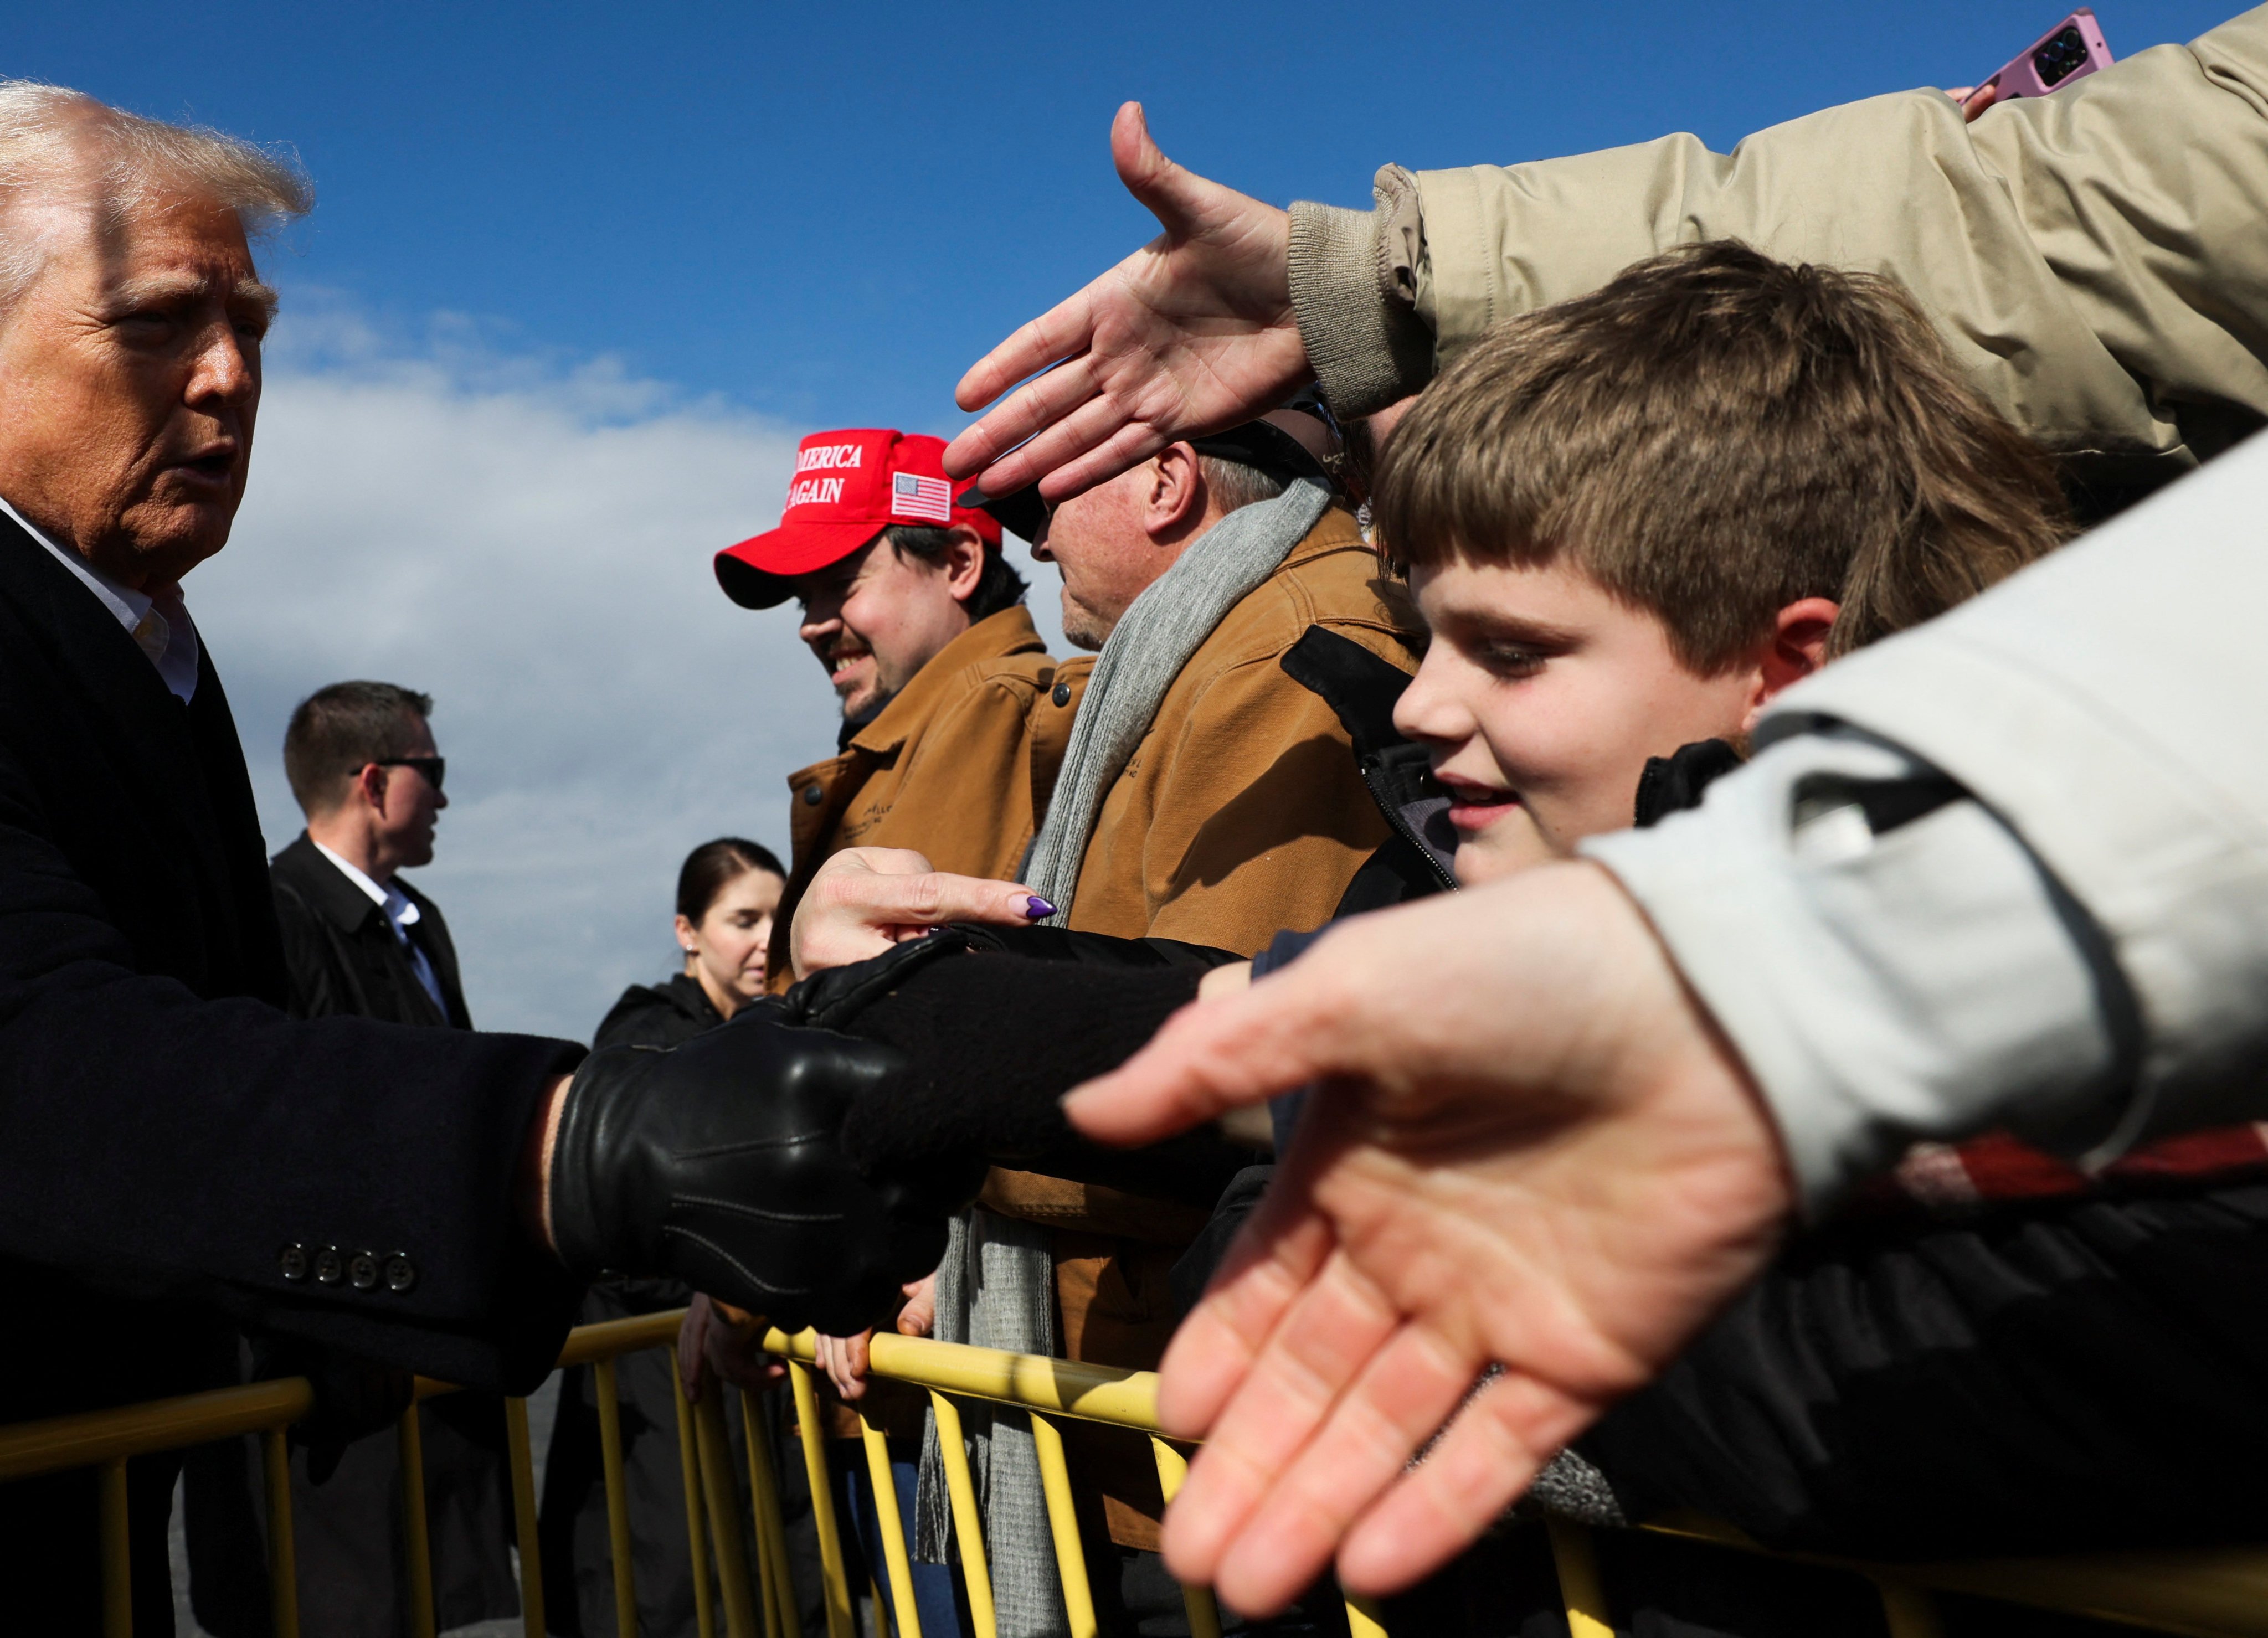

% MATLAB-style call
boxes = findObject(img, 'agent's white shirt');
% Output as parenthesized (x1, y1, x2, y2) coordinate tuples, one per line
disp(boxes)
(311, 839, 448, 1015)
(0, 493, 200, 703)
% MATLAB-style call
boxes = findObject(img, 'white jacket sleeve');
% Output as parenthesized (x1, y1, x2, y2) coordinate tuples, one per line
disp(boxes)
(1584, 430, 2268, 1209)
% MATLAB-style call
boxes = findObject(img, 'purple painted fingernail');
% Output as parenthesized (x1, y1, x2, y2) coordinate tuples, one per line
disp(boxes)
(1024, 895, 1056, 919)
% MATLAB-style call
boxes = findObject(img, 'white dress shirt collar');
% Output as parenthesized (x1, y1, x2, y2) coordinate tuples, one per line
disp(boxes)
(0, 493, 201, 703)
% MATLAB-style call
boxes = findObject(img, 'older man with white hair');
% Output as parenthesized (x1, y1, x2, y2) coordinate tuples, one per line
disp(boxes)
(0, 84, 946, 1630)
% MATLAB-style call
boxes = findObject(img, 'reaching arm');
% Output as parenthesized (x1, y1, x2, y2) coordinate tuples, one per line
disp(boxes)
(952, 7, 2268, 500)
(788, 846, 1050, 981)
(1062, 863, 1792, 1610)
(1299, 9, 2268, 466)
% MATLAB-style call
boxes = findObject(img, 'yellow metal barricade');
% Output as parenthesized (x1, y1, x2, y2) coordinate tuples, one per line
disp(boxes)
(4, 1306, 2268, 1638)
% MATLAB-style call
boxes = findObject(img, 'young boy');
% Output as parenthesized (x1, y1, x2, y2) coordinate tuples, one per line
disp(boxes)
(1371, 238, 2067, 886)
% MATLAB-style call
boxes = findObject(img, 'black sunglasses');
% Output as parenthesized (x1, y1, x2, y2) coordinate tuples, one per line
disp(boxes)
(370, 756, 445, 792)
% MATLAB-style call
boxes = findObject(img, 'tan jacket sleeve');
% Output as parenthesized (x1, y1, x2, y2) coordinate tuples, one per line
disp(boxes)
(1131, 650, 1392, 954)
(857, 677, 1048, 883)
(1290, 6, 2268, 477)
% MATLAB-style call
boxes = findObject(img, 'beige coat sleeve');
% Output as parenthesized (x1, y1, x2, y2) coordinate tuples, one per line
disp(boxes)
(1290, 6, 2268, 479)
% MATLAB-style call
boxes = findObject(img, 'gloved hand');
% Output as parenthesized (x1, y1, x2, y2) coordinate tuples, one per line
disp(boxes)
(547, 1008, 972, 1336)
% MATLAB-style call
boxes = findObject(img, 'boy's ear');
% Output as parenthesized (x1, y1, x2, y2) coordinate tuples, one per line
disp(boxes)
(1741, 597, 1840, 733)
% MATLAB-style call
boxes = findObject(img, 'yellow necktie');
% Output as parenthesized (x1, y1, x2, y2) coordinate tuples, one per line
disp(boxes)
(130, 606, 169, 667)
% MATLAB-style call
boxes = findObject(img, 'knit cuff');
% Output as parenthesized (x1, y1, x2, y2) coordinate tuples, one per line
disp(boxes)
(1288, 168, 1435, 419)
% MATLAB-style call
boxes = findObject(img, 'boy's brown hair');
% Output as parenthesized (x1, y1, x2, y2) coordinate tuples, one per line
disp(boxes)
(1371, 241, 2070, 670)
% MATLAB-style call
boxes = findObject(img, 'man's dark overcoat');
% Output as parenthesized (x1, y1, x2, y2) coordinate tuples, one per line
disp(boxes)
(198, 836, 517, 1638)
(0, 512, 580, 1628)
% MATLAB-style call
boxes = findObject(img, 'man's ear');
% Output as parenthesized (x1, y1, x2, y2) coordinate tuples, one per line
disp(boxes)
(939, 525, 989, 605)
(357, 758, 403, 817)
(1141, 444, 1206, 539)
(1740, 597, 1840, 733)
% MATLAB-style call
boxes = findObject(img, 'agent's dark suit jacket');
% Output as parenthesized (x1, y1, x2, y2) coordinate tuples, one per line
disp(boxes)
(271, 833, 472, 1030)
(0, 510, 584, 1626)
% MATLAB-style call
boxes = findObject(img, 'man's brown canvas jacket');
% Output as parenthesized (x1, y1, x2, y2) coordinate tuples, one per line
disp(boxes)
(1064, 503, 1422, 952)
(986, 504, 1424, 1547)
(767, 604, 1087, 988)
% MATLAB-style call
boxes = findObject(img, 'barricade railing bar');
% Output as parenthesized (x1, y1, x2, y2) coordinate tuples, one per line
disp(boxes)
(1, 1306, 2264, 1637)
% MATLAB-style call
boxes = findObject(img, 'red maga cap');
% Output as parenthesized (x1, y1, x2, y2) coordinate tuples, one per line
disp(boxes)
(714, 429, 1002, 609)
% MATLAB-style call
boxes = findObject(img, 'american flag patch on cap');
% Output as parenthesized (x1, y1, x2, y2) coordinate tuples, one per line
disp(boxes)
(891, 471, 953, 523)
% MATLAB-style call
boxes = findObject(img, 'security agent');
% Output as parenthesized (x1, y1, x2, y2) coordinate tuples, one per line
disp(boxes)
(274, 681, 467, 1028)
(0, 81, 940, 1624)
(250, 683, 508, 1638)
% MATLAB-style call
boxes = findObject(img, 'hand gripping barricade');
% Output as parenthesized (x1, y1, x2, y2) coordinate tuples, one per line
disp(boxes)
(3, 1311, 2266, 1638)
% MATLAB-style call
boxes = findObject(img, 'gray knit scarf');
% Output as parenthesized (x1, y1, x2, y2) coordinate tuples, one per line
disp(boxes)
(1020, 476, 1334, 923)
(913, 1209, 1062, 1635)
(910, 478, 1332, 1634)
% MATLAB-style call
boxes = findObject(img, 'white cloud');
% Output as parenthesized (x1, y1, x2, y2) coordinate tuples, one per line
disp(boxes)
(193, 311, 1066, 1041)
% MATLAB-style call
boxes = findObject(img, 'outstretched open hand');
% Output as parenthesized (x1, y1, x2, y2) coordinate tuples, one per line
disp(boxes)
(1062, 863, 1796, 1612)
(943, 102, 1312, 504)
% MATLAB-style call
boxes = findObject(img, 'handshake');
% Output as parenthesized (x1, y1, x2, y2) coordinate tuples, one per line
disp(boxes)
(539, 847, 1202, 1335)
(545, 991, 983, 1336)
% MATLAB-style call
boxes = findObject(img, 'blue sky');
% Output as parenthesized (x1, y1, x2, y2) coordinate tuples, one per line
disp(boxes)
(22, 1, 2234, 432)
(10, 1, 2239, 1038)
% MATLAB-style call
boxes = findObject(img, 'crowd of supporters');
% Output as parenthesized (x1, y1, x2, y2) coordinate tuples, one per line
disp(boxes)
(6, 8, 2268, 1635)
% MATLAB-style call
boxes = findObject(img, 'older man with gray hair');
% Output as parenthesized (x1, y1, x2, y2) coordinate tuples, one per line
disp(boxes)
(0, 83, 945, 1631)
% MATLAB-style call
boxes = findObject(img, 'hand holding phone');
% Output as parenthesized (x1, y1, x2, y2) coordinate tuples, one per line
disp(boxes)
(1951, 9, 2114, 120)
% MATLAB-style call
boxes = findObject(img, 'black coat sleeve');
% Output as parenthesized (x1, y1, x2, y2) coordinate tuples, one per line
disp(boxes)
(0, 744, 584, 1392)
(789, 932, 1260, 1209)
(271, 874, 344, 1021)
(1580, 1182, 2268, 1557)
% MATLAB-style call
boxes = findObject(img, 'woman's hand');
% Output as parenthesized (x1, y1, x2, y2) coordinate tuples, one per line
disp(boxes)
(897, 1272, 938, 1338)
(790, 847, 1053, 980)
(815, 1330, 876, 1402)
(678, 1292, 786, 1401)
(814, 1275, 940, 1401)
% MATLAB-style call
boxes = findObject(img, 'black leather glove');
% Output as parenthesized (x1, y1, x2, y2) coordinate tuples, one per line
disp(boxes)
(781, 930, 1249, 1209)
(547, 1008, 971, 1336)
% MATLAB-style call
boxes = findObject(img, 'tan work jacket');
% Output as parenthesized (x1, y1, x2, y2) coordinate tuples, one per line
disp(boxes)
(988, 505, 1423, 1546)
(768, 605, 1087, 988)
(1289, 4, 2268, 488)
(1065, 504, 1423, 952)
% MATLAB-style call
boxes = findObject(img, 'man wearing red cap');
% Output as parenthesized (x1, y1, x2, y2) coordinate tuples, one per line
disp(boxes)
(716, 429, 1087, 991)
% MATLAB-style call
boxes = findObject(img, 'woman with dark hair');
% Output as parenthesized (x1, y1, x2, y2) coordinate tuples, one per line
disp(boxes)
(539, 838, 829, 1637)
(595, 837, 787, 1048)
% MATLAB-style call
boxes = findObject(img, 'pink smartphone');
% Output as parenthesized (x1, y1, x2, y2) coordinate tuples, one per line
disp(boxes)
(1969, 9, 2115, 106)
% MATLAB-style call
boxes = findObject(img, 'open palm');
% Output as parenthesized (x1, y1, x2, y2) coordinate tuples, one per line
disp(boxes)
(1062, 864, 1794, 1612)
(944, 102, 1313, 503)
